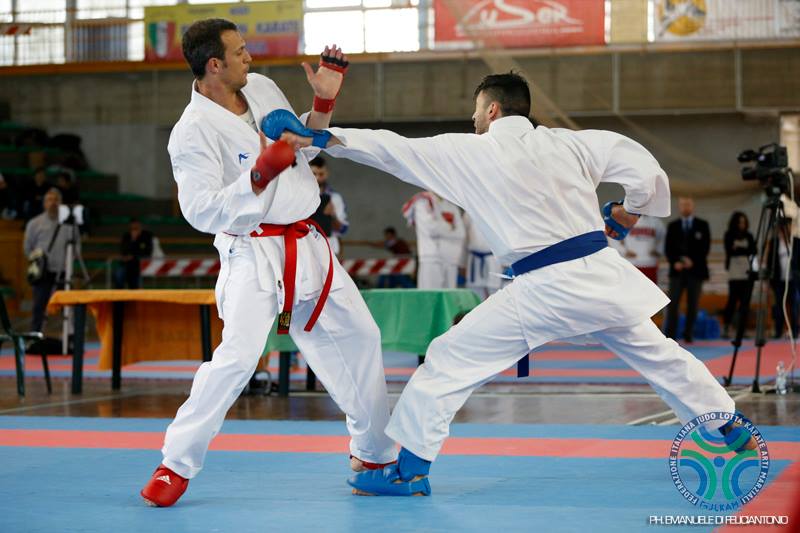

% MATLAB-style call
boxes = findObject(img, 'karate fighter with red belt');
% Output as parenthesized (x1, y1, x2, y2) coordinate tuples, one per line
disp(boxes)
(140, 19, 396, 507)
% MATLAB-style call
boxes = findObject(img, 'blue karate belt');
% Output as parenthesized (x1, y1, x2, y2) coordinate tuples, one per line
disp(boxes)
(469, 250, 492, 284)
(510, 231, 608, 377)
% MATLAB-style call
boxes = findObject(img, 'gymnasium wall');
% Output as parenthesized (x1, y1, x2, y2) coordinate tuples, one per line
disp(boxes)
(0, 43, 797, 241)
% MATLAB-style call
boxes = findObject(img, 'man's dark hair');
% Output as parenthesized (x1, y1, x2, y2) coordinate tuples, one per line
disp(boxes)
(182, 18, 238, 79)
(309, 155, 327, 168)
(384, 226, 397, 235)
(473, 72, 531, 118)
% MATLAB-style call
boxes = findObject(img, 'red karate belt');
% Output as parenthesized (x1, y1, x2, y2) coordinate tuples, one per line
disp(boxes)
(250, 219, 334, 335)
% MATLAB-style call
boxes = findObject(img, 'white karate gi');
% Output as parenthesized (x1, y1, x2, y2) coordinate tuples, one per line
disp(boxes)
(326, 116, 736, 461)
(462, 212, 502, 300)
(407, 193, 465, 289)
(162, 73, 396, 478)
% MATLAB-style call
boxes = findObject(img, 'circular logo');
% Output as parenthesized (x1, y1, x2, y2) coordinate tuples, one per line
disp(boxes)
(669, 412, 769, 512)
(658, 0, 707, 37)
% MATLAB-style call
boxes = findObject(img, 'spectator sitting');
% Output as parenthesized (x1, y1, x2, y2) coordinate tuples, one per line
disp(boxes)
(0, 171, 17, 220)
(378, 227, 413, 288)
(383, 226, 411, 255)
(21, 166, 52, 221)
(114, 218, 154, 289)
(55, 167, 80, 206)
(722, 211, 756, 338)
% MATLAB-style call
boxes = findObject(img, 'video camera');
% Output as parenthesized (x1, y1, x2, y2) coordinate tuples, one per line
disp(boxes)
(738, 143, 791, 196)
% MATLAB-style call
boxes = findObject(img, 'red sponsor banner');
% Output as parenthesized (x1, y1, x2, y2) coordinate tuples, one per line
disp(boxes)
(434, 0, 606, 48)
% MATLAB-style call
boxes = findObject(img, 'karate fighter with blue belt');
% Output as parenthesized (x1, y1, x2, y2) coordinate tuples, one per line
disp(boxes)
(266, 72, 754, 496)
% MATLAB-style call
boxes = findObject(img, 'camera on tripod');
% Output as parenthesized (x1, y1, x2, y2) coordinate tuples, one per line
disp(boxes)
(738, 143, 790, 196)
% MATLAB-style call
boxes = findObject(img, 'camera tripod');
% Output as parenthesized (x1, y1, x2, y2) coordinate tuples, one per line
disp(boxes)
(724, 191, 796, 392)
(60, 216, 90, 354)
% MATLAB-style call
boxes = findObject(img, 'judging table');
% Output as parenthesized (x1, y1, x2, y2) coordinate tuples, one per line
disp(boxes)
(47, 288, 482, 396)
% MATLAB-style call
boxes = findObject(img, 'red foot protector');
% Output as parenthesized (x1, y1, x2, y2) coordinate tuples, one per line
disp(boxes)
(140, 464, 189, 507)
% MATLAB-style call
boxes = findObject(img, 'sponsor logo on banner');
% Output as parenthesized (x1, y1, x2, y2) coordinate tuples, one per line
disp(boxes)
(144, 0, 301, 62)
(655, 0, 799, 40)
(434, 0, 605, 48)
(657, 0, 707, 37)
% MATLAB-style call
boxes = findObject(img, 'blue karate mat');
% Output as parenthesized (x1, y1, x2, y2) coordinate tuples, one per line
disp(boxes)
(0, 417, 797, 533)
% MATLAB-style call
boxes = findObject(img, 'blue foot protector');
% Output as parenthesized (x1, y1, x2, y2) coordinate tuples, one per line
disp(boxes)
(347, 465, 431, 496)
(347, 448, 432, 496)
(718, 413, 756, 452)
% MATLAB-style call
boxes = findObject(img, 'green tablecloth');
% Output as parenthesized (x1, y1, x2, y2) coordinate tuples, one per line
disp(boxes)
(265, 289, 482, 354)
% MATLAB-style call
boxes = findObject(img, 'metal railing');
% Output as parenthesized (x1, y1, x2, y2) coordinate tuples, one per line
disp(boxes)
(1, 1, 797, 67)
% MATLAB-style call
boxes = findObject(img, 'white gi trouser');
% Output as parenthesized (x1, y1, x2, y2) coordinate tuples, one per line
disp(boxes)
(386, 248, 736, 461)
(417, 260, 457, 289)
(162, 238, 397, 478)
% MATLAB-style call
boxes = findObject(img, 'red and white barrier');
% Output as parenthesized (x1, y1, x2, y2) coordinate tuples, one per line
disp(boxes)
(0, 24, 34, 36)
(140, 258, 221, 277)
(140, 257, 415, 277)
(341, 258, 415, 276)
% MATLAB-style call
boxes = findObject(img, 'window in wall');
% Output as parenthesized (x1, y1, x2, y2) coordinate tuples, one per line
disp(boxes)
(304, 10, 365, 53)
(16, 0, 66, 23)
(364, 7, 418, 52)
(0, 36, 13, 66)
(16, 26, 65, 64)
(0, 0, 12, 23)
(77, 0, 126, 19)
(128, 20, 145, 61)
(306, 0, 362, 8)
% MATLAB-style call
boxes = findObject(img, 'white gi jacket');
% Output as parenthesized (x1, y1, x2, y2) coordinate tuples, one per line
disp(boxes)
(327, 116, 672, 339)
(169, 73, 341, 318)
(410, 194, 465, 266)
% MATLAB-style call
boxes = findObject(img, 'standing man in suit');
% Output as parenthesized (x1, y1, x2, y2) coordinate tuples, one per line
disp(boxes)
(664, 197, 710, 343)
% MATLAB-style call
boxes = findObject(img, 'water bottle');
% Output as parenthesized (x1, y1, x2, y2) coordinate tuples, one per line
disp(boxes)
(776, 361, 788, 395)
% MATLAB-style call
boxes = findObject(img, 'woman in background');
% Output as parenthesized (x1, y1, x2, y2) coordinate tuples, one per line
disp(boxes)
(723, 211, 755, 338)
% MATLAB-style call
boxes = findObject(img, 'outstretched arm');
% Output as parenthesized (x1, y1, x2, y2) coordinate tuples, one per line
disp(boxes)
(279, 127, 474, 207)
